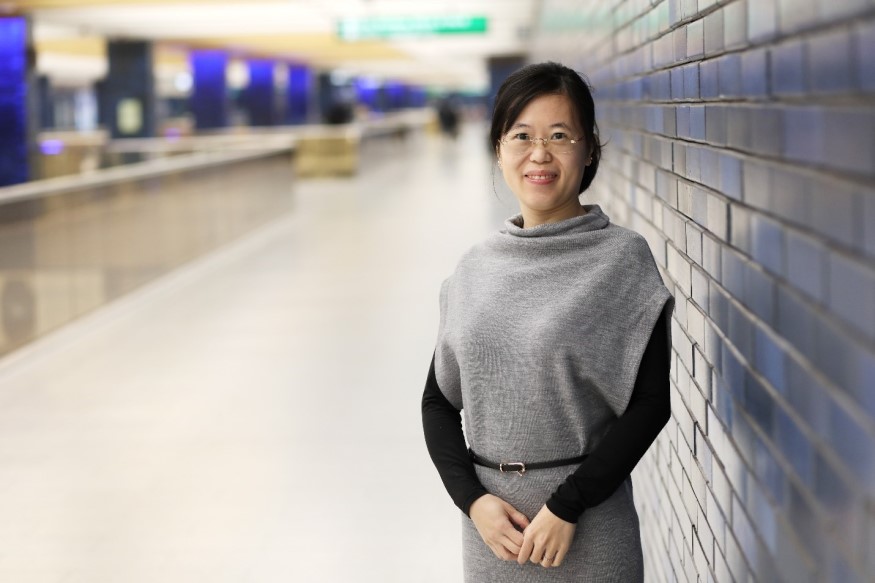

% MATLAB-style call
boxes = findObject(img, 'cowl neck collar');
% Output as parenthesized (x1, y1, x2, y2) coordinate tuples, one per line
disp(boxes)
(503, 204, 610, 238)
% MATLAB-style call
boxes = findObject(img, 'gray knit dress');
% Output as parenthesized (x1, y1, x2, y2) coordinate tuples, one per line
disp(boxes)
(434, 205, 672, 582)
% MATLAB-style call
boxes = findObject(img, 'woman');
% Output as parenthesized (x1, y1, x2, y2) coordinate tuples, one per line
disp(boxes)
(422, 61, 674, 582)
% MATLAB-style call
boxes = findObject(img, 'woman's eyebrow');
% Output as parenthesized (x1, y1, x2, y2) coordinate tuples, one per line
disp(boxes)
(509, 122, 573, 130)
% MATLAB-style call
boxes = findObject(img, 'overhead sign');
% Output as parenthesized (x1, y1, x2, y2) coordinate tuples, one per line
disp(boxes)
(338, 16, 488, 41)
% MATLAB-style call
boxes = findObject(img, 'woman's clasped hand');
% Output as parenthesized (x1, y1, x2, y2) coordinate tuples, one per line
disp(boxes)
(469, 495, 576, 568)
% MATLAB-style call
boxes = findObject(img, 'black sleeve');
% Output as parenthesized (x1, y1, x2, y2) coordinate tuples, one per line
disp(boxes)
(421, 354, 489, 516)
(546, 308, 671, 523)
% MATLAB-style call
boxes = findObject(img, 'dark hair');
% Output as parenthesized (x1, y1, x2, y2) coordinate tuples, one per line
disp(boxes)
(490, 61, 602, 194)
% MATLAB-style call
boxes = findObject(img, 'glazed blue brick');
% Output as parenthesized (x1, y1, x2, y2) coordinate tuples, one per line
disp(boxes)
(733, 376, 775, 435)
(774, 407, 813, 484)
(703, 233, 723, 279)
(777, 0, 818, 34)
(753, 325, 786, 394)
(747, 0, 778, 42)
(724, 0, 748, 49)
(657, 170, 679, 204)
(770, 167, 810, 227)
(858, 22, 875, 92)
(723, 248, 747, 299)
(701, 59, 720, 98)
(687, 144, 701, 181)
(775, 519, 817, 583)
(749, 107, 782, 157)
(718, 54, 743, 97)
(675, 27, 688, 63)
(721, 341, 746, 399)
(814, 313, 865, 400)
(864, 189, 875, 257)
(822, 109, 875, 176)
(652, 70, 672, 100)
(682, 0, 699, 20)
(664, 106, 678, 136)
(674, 142, 688, 176)
(727, 299, 754, 359)
(828, 251, 875, 341)
(745, 479, 778, 553)
(707, 192, 729, 240)
(771, 40, 807, 95)
(731, 204, 752, 253)
(705, 105, 727, 145)
(720, 153, 742, 200)
(745, 265, 776, 325)
(692, 185, 709, 225)
(776, 285, 817, 360)
(742, 160, 771, 211)
(684, 64, 700, 99)
(806, 177, 856, 249)
(677, 105, 692, 138)
(655, 33, 675, 68)
(688, 19, 705, 58)
(741, 48, 769, 97)
(726, 106, 751, 150)
(809, 30, 856, 93)
(687, 222, 704, 264)
(705, 9, 725, 55)
(788, 482, 824, 561)
(672, 67, 685, 99)
(752, 434, 785, 504)
(813, 452, 852, 513)
(691, 105, 706, 140)
(701, 148, 720, 190)
(829, 402, 875, 489)
(669, 0, 683, 26)
(692, 265, 709, 309)
(819, 0, 869, 21)
(783, 107, 824, 165)
(785, 228, 826, 302)
(750, 213, 784, 276)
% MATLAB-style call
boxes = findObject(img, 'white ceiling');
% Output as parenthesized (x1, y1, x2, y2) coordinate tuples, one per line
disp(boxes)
(30, 0, 540, 91)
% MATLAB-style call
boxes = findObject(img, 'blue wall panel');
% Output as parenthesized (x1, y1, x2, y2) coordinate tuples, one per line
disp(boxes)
(0, 17, 30, 186)
(191, 50, 228, 130)
(246, 60, 275, 126)
(285, 65, 311, 124)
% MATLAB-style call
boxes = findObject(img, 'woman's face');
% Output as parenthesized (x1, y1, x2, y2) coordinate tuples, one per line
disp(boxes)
(497, 93, 591, 225)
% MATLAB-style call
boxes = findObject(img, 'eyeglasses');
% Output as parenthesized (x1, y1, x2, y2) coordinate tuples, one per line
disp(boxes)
(499, 132, 584, 155)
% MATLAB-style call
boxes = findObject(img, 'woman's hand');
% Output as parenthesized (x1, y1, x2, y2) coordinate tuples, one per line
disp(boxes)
(517, 504, 576, 568)
(469, 494, 531, 561)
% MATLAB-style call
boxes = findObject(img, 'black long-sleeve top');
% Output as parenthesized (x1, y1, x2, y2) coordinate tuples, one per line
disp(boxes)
(421, 310, 670, 524)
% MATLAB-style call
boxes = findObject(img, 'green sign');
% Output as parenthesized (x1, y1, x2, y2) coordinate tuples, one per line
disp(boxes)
(338, 16, 488, 41)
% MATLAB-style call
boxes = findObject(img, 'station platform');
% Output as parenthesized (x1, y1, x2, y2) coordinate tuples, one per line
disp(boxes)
(0, 124, 512, 582)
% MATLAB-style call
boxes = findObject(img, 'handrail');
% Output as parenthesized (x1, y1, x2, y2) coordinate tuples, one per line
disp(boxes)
(0, 145, 293, 206)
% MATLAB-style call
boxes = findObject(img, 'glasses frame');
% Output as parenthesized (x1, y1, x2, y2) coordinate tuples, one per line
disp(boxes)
(499, 134, 586, 155)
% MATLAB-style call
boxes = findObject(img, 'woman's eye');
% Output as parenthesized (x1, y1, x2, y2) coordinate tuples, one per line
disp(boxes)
(511, 133, 530, 141)
(551, 132, 568, 140)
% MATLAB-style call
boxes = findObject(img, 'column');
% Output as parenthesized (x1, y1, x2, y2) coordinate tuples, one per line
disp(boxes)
(245, 59, 276, 126)
(0, 16, 34, 186)
(285, 64, 311, 124)
(105, 40, 156, 138)
(191, 50, 229, 130)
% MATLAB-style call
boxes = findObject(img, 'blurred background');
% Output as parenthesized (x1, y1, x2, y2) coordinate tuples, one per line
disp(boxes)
(0, 0, 873, 581)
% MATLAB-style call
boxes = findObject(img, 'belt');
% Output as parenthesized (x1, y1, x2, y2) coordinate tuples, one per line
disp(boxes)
(468, 448, 588, 476)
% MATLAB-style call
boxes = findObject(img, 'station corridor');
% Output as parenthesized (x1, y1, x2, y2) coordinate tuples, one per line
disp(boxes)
(0, 126, 511, 582)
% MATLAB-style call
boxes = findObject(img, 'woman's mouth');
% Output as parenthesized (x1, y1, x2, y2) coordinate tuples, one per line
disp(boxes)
(525, 172, 557, 185)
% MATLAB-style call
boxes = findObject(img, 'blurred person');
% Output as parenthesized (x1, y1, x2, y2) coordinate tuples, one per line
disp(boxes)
(422, 62, 674, 582)
(437, 95, 460, 138)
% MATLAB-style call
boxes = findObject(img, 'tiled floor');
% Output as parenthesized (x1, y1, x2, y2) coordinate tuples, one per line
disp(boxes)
(0, 125, 516, 582)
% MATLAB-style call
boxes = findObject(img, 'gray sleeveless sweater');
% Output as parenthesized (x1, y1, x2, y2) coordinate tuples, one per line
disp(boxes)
(435, 205, 672, 582)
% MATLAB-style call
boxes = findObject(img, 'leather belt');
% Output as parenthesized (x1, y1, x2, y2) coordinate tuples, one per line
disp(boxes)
(468, 448, 588, 476)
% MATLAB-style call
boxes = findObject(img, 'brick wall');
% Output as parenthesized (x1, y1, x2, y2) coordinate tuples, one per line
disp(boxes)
(531, 1, 875, 581)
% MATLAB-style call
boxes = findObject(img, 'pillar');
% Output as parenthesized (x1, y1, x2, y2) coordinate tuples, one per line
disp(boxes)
(105, 40, 156, 138)
(285, 64, 311, 125)
(245, 59, 276, 126)
(0, 16, 34, 186)
(191, 50, 229, 130)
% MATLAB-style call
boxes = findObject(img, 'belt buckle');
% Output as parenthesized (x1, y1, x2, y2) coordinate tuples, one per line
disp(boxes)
(499, 462, 526, 476)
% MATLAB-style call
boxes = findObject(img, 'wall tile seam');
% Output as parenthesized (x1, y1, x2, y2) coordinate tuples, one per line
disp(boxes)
(727, 402, 871, 579)
(703, 272, 875, 438)
(597, 13, 875, 73)
(606, 129, 875, 222)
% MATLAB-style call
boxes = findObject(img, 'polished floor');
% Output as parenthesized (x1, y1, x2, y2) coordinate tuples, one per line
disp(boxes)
(0, 125, 515, 582)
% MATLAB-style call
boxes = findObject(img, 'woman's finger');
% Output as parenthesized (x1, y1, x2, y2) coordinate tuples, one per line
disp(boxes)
(540, 550, 555, 568)
(500, 535, 521, 555)
(553, 546, 568, 567)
